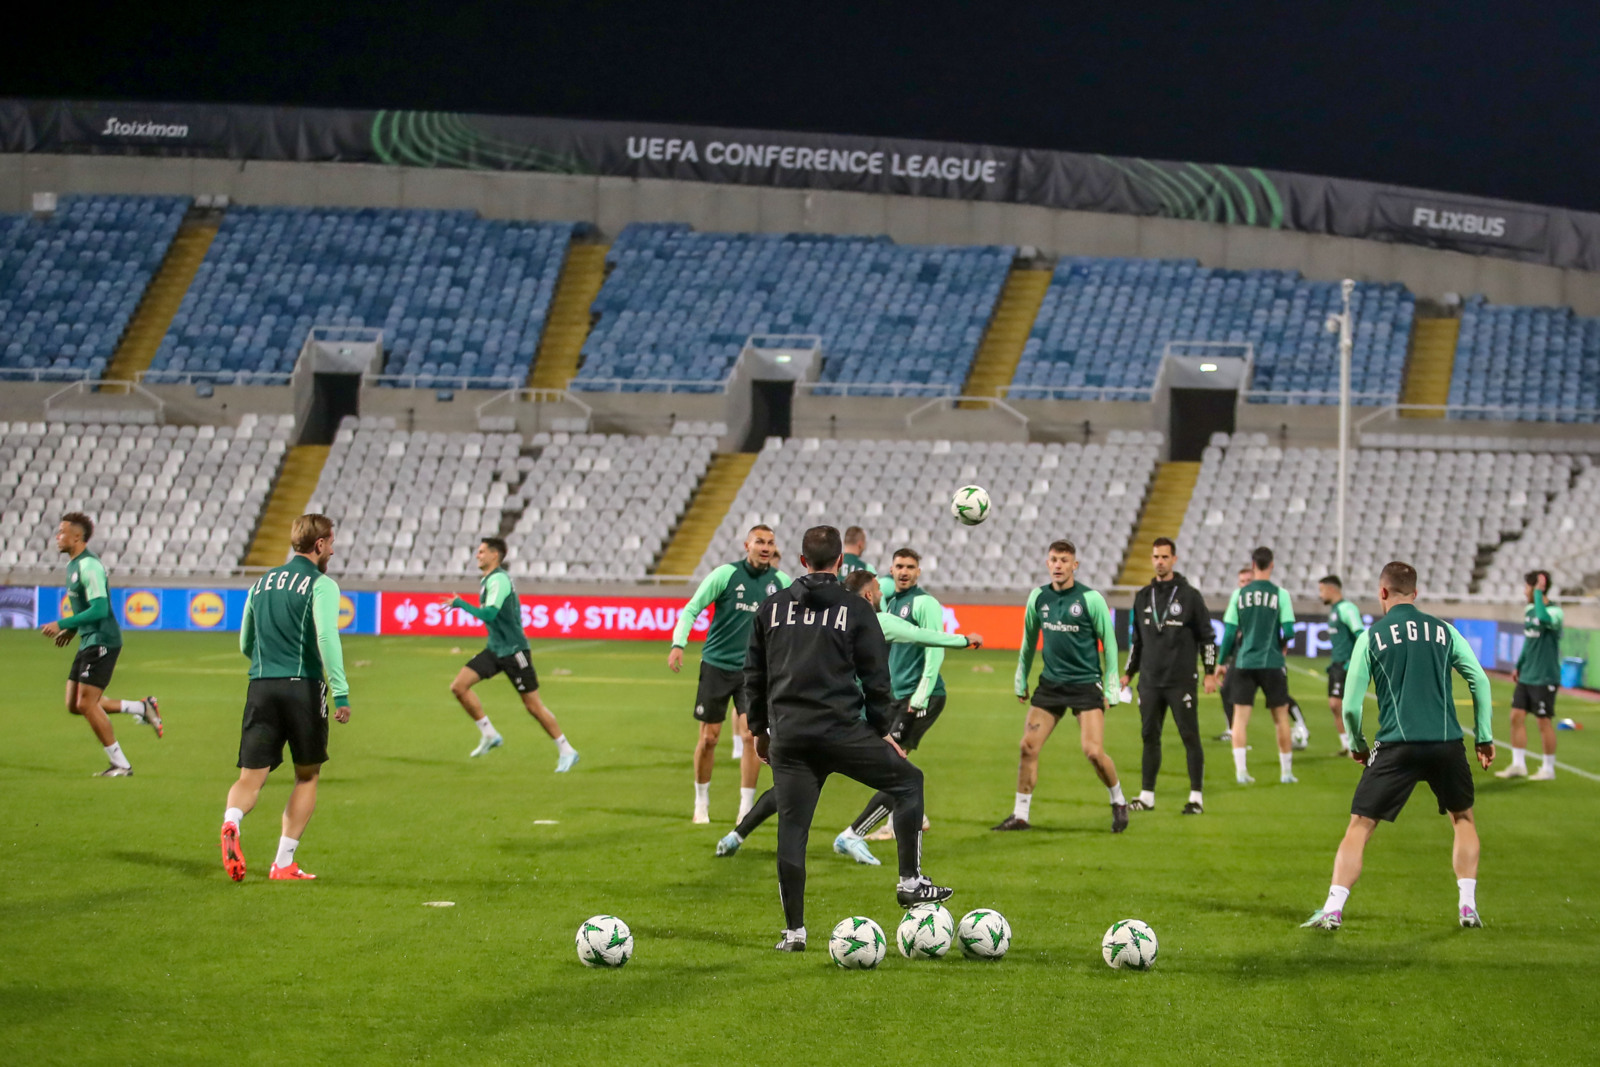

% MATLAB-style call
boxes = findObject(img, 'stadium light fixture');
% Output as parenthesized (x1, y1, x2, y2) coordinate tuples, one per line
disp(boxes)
(1199, 362, 1218, 372)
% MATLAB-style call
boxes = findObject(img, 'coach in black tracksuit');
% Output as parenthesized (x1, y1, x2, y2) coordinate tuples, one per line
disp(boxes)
(1122, 539, 1216, 814)
(745, 525, 953, 951)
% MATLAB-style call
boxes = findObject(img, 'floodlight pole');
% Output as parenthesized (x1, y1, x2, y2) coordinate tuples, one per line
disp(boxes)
(1333, 279, 1355, 580)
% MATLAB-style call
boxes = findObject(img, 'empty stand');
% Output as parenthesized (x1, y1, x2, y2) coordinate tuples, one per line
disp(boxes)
(1010, 258, 1413, 403)
(696, 432, 1161, 591)
(0, 414, 290, 576)
(1486, 462, 1600, 598)
(0, 196, 189, 381)
(574, 224, 1012, 395)
(147, 208, 576, 388)
(1448, 297, 1600, 421)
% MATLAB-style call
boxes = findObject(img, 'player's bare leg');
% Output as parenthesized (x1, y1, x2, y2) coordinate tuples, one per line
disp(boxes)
(520, 689, 580, 771)
(1230, 703, 1254, 783)
(1532, 716, 1558, 779)
(1270, 704, 1297, 783)
(1304, 814, 1377, 929)
(221, 766, 270, 882)
(1449, 808, 1483, 925)
(1078, 708, 1130, 831)
(693, 721, 721, 822)
(1329, 697, 1348, 753)
(68, 679, 136, 774)
(450, 667, 503, 758)
(735, 711, 760, 820)
(995, 707, 1057, 830)
(270, 763, 321, 880)
(1497, 708, 1531, 778)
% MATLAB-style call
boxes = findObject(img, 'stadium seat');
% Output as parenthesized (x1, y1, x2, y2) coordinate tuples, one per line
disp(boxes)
(1447, 297, 1600, 423)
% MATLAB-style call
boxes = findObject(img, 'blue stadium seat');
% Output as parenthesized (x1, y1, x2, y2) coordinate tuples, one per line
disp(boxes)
(1447, 297, 1600, 422)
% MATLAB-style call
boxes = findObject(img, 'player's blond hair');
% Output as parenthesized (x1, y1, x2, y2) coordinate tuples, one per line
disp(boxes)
(290, 513, 335, 554)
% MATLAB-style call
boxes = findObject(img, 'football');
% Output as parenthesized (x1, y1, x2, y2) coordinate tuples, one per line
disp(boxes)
(950, 484, 991, 525)
(828, 916, 887, 970)
(1101, 918, 1158, 970)
(897, 902, 956, 959)
(957, 908, 1012, 959)
(576, 914, 634, 968)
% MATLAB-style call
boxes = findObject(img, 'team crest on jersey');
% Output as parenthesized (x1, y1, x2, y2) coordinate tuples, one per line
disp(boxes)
(767, 584, 776, 595)
(1069, 602, 1083, 618)
(899, 606, 910, 618)
(1169, 600, 1183, 616)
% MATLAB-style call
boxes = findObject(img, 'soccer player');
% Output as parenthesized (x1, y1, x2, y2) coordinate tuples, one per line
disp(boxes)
(1121, 537, 1216, 815)
(669, 525, 792, 823)
(39, 512, 162, 776)
(832, 547, 947, 861)
(1319, 574, 1367, 754)
(1215, 565, 1253, 741)
(840, 526, 870, 577)
(219, 514, 350, 882)
(443, 537, 579, 770)
(714, 570, 983, 857)
(1497, 569, 1564, 781)
(1216, 547, 1297, 785)
(1301, 561, 1495, 930)
(745, 525, 953, 951)
(993, 539, 1127, 833)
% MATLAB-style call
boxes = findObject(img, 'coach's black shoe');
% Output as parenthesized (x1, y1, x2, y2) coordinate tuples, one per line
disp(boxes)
(1181, 801, 1204, 815)
(991, 815, 1030, 831)
(1128, 799, 1155, 812)
(896, 878, 955, 909)
(1111, 803, 1130, 833)
(774, 931, 806, 952)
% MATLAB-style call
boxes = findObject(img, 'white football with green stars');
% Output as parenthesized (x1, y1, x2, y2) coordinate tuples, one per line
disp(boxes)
(576, 914, 634, 968)
(1101, 918, 1157, 970)
(897, 903, 956, 959)
(957, 908, 1012, 960)
(950, 485, 991, 526)
(828, 916, 886, 970)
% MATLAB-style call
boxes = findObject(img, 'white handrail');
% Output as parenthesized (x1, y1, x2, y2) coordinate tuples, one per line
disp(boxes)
(904, 395, 1029, 428)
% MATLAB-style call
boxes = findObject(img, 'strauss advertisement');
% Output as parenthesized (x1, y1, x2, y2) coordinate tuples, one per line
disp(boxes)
(382, 593, 714, 641)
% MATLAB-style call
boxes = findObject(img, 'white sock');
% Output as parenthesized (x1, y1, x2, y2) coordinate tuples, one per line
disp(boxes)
(476, 717, 496, 739)
(1279, 751, 1294, 777)
(120, 699, 144, 715)
(840, 826, 862, 840)
(104, 742, 130, 769)
(274, 836, 299, 869)
(897, 877, 926, 891)
(784, 926, 806, 942)
(1322, 884, 1351, 913)
(1188, 790, 1203, 805)
(1108, 782, 1126, 805)
(731, 735, 744, 759)
(223, 806, 244, 826)
(1340, 732, 1351, 750)
(1138, 790, 1156, 808)
(1458, 877, 1477, 910)
(1233, 748, 1249, 776)
(554, 734, 575, 756)
(1013, 792, 1032, 821)
(694, 781, 709, 807)
(1511, 747, 1527, 769)
(739, 786, 756, 812)
(1541, 751, 1556, 771)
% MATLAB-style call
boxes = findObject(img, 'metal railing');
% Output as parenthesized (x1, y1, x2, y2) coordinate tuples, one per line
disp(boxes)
(137, 368, 295, 386)
(361, 372, 524, 390)
(904, 394, 1029, 428)
(41, 378, 165, 423)
(0, 367, 97, 383)
(568, 377, 732, 394)
(804, 381, 961, 398)
(1002, 384, 1153, 401)
(1356, 401, 1600, 425)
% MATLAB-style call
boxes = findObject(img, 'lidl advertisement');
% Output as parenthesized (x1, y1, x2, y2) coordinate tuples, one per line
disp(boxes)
(34, 586, 380, 635)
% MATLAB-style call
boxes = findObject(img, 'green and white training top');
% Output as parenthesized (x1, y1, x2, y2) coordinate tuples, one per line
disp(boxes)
(61, 548, 122, 650)
(1327, 598, 1366, 667)
(1014, 581, 1118, 697)
(449, 566, 529, 657)
(1219, 579, 1296, 670)
(671, 560, 793, 672)
(240, 555, 350, 707)
(839, 552, 870, 578)
(884, 583, 947, 706)
(1516, 589, 1564, 687)
(1342, 602, 1493, 748)
(878, 610, 968, 649)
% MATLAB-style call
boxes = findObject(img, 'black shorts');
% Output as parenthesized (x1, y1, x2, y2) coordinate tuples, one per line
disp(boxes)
(1350, 740, 1475, 822)
(1032, 680, 1106, 717)
(68, 644, 120, 689)
(1511, 682, 1558, 718)
(1327, 662, 1349, 700)
(1229, 667, 1291, 709)
(694, 662, 747, 724)
(885, 695, 947, 752)
(238, 678, 329, 771)
(467, 648, 539, 694)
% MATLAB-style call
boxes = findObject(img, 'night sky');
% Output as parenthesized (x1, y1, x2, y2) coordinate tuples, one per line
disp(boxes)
(9, 1, 1599, 212)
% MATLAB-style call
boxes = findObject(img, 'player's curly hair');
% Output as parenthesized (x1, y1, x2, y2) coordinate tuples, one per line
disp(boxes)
(61, 512, 93, 541)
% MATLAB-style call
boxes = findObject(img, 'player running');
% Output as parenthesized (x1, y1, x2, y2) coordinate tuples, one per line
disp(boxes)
(1122, 537, 1216, 815)
(840, 526, 870, 577)
(39, 512, 161, 776)
(1216, 546, 1298, 785)
(1302, 561, 1495, 930)
(993, 539, 1128, 833)
(1319, 574, 1367, 754)
(444, 537, 578, 770)
(832, 547, 948, 862)
(714, 570, 983, 857)
(218, 514, 350, 882)
(669, 525, 792, 823)
(1497, 569, 1564, 781)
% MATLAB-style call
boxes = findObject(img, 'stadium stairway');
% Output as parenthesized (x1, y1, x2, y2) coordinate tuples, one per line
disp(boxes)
(958, 266, 1051, 406)
(652, 452, 758, 577)
(246, 445, 331, 567)
(528, 243, 609, 389)
(1399, 314, 1460, 418)
(104, 216, 219, 382)
(1117, 461, 1201, 586)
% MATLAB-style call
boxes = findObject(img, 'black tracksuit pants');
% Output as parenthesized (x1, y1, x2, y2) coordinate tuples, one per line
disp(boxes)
(1140, 685, 1204, 793)
(770, 722, 924, 931)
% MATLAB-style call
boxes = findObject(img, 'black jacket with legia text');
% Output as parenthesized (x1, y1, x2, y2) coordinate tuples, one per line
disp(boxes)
(743, 572, 894, 741)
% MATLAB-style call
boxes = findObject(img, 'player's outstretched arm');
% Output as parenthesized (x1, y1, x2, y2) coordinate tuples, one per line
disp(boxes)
(310, 576, 351, 721)
(1341, 631, 1373, 760)
(853, 608, 896, 736)
(908, 594, 946, 709)
(877, 610, 971, 648)
(669, 566, 731, 669)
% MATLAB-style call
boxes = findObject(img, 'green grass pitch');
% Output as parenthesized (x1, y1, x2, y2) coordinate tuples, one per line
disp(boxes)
(2, 629, 1597, 1064)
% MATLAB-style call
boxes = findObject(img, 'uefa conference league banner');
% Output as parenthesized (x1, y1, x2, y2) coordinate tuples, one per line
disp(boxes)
(0, 97, 1592, 270)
